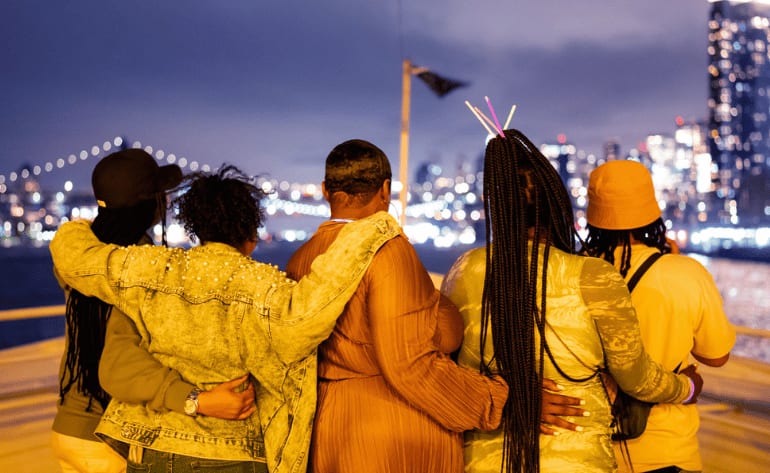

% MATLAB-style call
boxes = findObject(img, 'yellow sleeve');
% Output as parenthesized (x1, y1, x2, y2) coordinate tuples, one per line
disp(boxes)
(580, 257, 690, 403)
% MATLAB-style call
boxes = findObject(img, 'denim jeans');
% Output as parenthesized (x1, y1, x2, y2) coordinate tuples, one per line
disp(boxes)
(127, 448, 268, 473)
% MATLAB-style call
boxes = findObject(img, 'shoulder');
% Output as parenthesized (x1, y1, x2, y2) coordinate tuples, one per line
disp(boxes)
(121, 244, 180, 267)
(651, 253, 715, 285)
(448, 246, 485, 274)
(579, 254, 616, 275)
(375, 233, 415, 255)
(371, 234, 420, 271)
(658, 252, 708, 271)
(578, 254, 628, 291)
(287, 223, 347, 273)
(286, 238, 319, 277)
(442, 247, 486, 292)
(192, 244, 289, 283)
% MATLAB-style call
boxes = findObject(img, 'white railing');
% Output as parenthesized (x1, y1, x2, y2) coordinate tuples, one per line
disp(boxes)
(0, 305, 66, 322)
(734, 325, 770, 339)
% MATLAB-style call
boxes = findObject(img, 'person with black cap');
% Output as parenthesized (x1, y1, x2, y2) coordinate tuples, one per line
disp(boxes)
(51, 148, 184, 473)
(583, 160, 735, 473)
(51, 150, 256, 473)
(49, 164, 401, 473)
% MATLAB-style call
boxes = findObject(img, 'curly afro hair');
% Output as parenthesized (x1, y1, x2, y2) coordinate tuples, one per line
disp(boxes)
(172, 164, 268, 247)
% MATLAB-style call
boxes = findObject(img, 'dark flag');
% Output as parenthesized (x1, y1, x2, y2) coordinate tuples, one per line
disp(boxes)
(414, 67, 468, 97)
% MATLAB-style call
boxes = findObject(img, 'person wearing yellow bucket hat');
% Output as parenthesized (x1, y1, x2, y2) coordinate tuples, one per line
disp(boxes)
(586, 160, 662, 246)
(583, 160, 736, 473)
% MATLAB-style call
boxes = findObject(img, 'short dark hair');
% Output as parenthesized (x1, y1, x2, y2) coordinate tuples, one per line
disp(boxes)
(172, 164, 267, 247)
(324, 139, 392, 196)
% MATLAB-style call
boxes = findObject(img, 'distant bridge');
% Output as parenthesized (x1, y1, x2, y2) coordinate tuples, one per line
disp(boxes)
(0, 136, 454, 223)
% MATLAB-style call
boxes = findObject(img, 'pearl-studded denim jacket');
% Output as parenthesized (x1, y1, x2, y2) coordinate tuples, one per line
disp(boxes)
(49, 212, 401, 473)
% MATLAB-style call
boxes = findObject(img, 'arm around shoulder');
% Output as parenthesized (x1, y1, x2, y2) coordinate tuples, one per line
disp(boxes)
(263, 211, 401, 364)
(582, 257, 691, 403)
(50, 220, 125, 305)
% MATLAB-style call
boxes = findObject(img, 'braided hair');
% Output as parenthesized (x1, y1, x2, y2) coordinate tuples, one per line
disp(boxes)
(481, 129, 580, 473)
(59, 197, 164, 411)
(582, 218, 671, 277)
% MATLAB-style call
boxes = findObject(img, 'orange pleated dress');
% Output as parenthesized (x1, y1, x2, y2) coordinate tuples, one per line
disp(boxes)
(286, 221, 507, 473)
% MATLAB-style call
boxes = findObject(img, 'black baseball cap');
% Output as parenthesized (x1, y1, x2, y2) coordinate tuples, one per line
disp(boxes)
(92, 149, 183, 208)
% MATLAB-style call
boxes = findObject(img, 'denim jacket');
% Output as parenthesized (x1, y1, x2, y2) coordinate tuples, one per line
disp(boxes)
(49, 212, 401, 473)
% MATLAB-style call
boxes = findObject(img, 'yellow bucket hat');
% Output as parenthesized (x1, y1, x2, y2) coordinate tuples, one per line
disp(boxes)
(587, 160, 661, 230)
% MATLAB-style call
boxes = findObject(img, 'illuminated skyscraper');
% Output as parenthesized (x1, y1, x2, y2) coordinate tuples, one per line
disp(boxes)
(673, 119, 716, 225)
(539, 134, 576, 186)
(708, 0, 770, 225)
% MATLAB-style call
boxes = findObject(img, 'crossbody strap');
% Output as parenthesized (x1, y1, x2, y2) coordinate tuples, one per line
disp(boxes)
(626, 252, 663, 293)
(625, 252, 684, 373)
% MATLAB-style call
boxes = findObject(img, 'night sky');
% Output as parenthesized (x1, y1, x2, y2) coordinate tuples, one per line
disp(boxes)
(1, 0, 712, 191)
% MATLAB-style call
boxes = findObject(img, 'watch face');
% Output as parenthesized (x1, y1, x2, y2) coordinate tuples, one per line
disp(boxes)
(184, 388, 200, 416)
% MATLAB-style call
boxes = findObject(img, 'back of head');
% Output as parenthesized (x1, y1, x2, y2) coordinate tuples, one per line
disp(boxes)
(483, 129, 576, 253)
(90, 148, 183, 245)
(92, 148, 183, 210)
(173, 164, 267, 248)
(586, 160, 660, 231)
(584, 160, 668, 274)
(324, 139, 392, 201)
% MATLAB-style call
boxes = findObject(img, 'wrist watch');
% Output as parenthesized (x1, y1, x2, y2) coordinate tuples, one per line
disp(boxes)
(184, 387, 202, 416)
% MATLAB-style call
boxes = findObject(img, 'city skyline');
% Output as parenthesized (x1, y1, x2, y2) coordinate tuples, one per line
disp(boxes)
(3, 125, 768, 256)
(708, 0, 770, 225)
(2, 1, 714, 190)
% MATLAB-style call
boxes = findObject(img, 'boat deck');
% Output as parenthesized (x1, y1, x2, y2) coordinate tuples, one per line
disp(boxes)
(1, 337, 769, 473)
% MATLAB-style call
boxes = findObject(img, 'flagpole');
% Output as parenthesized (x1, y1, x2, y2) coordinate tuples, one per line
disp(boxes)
(398, 58, 411, 228)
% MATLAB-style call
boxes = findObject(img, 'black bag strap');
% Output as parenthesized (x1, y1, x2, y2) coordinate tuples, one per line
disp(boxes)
(626, 252, 662, 293)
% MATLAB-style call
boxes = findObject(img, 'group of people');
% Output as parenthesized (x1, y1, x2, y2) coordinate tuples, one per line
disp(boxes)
(49, 125, 734, 473)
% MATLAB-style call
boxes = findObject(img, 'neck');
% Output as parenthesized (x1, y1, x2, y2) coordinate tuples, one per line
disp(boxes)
(329, 205, 381, 221)
(527, 227, 551, 242)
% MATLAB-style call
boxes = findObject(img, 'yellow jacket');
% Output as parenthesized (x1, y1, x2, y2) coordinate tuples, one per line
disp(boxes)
(49, 212, 400, 473)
